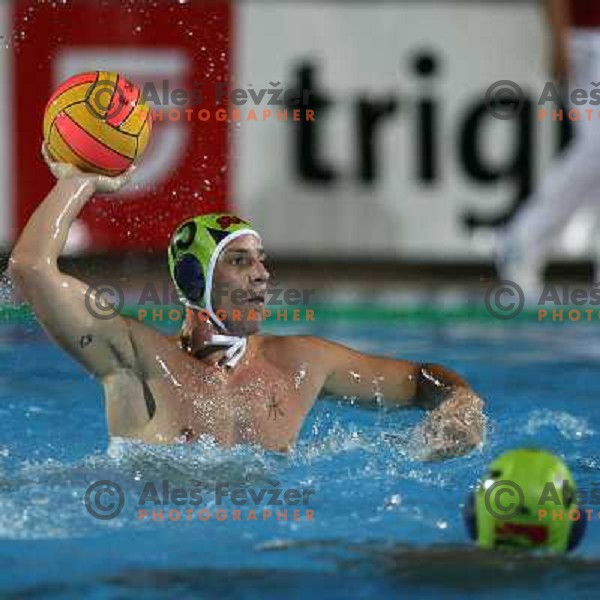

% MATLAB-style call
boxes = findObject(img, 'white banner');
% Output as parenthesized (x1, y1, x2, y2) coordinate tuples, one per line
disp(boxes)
(233, 2, 578, 259)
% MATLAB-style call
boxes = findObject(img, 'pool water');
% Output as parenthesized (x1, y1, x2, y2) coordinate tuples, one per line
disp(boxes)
(1, 317, 600, 599)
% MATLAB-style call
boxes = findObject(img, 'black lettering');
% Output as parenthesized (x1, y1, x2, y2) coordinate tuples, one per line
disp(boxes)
(412, 51, 440, 183)
(356, 97, 398, 182)
(287, 62, 337, 183)
(460, 99, 533, 229)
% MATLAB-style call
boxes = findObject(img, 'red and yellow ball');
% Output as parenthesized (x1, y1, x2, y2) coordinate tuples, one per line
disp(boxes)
(43, 71, 151, 176)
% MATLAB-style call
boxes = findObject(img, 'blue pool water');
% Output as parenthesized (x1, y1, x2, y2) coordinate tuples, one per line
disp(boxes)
(2, 317, 600, 598)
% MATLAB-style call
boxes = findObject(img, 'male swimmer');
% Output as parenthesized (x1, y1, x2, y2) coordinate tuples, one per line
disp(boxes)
(8, 147, 485, 455)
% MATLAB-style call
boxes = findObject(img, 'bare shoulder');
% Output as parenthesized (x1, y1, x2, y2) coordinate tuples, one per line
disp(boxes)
(119, 317, 179, 363)
(123, 317, 178, 343)
(123, 315, 165, 341)
(258, 334, 345, 367)
(260, 333, 327, 352)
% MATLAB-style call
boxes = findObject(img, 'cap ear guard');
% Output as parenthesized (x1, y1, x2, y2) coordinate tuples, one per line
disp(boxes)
(173, 254, 205, 304)
(463, 491, 477, 541)
(172, 221, 197, 253)
(562, 479, 587, 551)
(567, 510, 587, 551)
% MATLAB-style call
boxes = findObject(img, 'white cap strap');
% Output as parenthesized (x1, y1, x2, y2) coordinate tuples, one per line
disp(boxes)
(208, 334, 247, 368)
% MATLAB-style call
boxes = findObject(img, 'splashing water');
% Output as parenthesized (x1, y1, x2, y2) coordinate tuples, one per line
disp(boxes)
(2, 321, 600, 598)
(524, 409, 595, 440)
(294, 363, 308, 389)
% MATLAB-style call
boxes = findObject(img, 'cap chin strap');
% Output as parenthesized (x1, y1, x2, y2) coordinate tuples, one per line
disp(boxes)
(206, 334, 247, 368)
(180, 298, 248, 369)
(182, 228, 262, 369)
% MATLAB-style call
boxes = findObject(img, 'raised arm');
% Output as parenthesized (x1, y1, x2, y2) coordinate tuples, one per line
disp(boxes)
(8, 146, 135, 379)
(307, 336, 485, 459)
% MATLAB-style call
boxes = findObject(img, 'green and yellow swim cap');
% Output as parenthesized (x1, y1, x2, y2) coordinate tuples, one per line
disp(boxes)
(167, 213, 261, 327)
(464, 448, 586, 552)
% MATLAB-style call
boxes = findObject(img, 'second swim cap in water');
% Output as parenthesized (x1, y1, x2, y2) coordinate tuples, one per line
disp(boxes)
(463, 448, 586, 552)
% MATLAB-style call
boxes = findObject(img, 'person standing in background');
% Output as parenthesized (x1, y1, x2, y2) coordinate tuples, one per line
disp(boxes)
(497, 0, 600, 295)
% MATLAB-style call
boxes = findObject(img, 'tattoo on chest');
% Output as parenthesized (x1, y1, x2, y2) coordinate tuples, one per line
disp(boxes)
(267, 397, 285, 420)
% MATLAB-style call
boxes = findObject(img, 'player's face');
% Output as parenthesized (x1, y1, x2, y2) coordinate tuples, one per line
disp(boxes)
(211, 235, 270, 335)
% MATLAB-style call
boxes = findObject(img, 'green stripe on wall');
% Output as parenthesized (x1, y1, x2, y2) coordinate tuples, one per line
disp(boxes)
(1, 303, 596, 325)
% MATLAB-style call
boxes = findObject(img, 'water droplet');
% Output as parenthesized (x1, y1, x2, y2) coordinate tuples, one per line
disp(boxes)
(385, 494, 402, 510)
(349, 370, 361, 383)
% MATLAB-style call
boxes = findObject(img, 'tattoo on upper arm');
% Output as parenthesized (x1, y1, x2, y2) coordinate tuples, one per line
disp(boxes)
(79, 334, 93, 348)
(142, 379, 157, 420)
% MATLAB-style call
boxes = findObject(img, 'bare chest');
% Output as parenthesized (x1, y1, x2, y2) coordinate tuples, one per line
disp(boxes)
(137, 340, 318, 450)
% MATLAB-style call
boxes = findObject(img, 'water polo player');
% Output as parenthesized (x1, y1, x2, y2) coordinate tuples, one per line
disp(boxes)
(8, 147, 485, 454)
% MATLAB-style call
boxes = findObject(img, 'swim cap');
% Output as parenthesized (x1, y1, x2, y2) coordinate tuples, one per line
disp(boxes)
(168, 213, 261, 329)
(464, 448, 586, 552)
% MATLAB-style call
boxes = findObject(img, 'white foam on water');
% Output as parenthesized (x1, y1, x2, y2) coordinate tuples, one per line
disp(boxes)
(524, 409, 596, 440)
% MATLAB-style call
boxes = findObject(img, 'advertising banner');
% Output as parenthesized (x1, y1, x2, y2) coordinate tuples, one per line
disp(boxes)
(11, 0, 230, 251)
(233, 2, 572, 259)
(1, 1, 587, 260)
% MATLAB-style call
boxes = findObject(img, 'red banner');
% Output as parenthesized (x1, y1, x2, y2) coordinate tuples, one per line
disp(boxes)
(13, 0, 230, 251)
